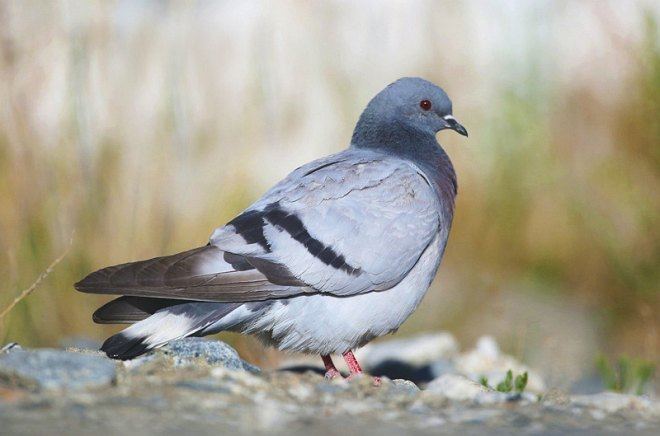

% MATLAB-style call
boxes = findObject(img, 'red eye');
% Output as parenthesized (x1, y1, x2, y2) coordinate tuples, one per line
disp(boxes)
(420, 99, 432, 111)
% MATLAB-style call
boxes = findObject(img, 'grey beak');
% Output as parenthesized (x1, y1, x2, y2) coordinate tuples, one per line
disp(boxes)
(443, 115, 468, 137)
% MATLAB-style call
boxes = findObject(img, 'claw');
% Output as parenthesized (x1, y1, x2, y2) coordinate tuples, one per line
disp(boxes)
(324, 368, 342, 379)
(321, 354, 342, 380)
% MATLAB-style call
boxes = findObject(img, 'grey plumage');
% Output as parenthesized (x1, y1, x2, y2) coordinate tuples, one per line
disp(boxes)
(75, 77, 468, 360)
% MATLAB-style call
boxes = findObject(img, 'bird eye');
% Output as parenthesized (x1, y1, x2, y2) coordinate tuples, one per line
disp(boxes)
(420, 100, 432, 111)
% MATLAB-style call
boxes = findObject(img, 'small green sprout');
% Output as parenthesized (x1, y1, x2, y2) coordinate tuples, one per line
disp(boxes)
(496, 370, 513, 392)
(514, 371, 529, 393)
(479, 370, 529, 394)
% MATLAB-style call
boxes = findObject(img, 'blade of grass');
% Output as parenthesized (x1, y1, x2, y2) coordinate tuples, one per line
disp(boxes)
(0, 236, 73, 322)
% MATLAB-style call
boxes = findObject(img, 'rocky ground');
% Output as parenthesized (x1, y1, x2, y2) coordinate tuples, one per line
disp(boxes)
(0, 334, 657, 435)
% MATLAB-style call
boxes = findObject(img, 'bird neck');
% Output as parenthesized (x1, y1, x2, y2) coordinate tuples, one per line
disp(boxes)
(350, 116, 458, 211)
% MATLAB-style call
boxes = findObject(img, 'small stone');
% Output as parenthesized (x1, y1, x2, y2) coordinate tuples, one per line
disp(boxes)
(0, 349, 116, 391)
(391, 379, 421, 396)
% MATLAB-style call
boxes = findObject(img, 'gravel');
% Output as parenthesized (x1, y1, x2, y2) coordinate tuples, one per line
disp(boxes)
(0, 335, 657, 435)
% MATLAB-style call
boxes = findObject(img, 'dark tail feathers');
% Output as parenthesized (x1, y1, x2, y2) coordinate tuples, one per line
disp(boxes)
(101, 332, 151, 360)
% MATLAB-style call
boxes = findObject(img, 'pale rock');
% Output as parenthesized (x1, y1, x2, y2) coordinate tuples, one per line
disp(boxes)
(454, 335, 546, 393)
(425, 374, 494, 402)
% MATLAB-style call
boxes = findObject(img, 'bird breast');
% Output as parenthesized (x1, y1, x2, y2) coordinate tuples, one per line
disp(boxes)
(235, 231, 446, 355)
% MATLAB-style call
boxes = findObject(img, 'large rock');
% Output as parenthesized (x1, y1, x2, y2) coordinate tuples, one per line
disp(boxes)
(425, 374, 491, 401)
(156, 338, 259, 372)
(454, 336, 545, 393)
(423, 374, 534, 404)
(0, 349, 116, 391)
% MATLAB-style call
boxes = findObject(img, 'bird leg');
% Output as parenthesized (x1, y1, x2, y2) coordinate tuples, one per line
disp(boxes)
(342, 350, 362, 375)
(321, 354, 341, 379)
(342, 350, 380, 385)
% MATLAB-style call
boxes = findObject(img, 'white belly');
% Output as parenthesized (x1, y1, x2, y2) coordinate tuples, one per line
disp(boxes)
(235, 232, 444, 355)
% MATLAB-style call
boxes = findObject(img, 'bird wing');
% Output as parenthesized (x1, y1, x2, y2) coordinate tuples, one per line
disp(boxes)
(76, 149, 442, 302)
(75, 245, 306, 302)
(210, 148, 442, 296)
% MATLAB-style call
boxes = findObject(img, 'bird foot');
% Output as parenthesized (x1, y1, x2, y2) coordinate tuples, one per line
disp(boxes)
(321, 351, 379, 385)
(324, 368, 342, 380)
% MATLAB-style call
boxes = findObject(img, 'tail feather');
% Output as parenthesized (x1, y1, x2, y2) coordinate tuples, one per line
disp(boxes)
(99, 301, 241, 360)
(93, 296, 186, 324)
(101, 333, 151, 360)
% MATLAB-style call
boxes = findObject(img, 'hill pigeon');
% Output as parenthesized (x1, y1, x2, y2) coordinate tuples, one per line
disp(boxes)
(75, 77, 468, 379)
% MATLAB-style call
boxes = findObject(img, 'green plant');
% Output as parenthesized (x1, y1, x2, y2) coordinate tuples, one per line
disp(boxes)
(479, 370, 528, 394)
(596, 355, 655, 395)
(514, 371, 529, 393)
(496, 370, 514, 392)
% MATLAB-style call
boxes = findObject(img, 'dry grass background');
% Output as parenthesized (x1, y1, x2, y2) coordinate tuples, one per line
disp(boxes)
(0, 1, 658, 380)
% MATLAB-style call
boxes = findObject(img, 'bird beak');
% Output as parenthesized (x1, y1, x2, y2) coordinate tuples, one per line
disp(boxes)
(442, 115, 468, 137)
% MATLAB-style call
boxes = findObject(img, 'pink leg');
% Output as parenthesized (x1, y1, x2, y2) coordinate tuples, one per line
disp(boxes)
(321, 354, 341, 379)
(342, 350, 381, 385)
(342, 350, 363, 374)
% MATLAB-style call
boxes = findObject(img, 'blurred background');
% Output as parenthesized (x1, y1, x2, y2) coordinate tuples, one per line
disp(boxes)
(0, 0, 658, 387)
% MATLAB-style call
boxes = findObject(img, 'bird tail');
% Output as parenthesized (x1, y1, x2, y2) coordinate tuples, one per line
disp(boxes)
(75, 244, 297, 359)
(100, 301, 241, 360)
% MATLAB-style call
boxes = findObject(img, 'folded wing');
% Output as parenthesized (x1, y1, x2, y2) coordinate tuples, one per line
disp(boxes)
(76, 149, 441, 302)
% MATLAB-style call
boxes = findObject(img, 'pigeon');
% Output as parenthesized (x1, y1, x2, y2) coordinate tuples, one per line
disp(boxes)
(75, 77, 468, 379)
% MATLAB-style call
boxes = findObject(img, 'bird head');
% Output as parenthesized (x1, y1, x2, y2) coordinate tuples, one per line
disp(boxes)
(352, 77, 467, 149)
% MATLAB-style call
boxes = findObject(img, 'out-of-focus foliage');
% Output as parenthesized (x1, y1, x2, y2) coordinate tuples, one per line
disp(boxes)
(0, 1, 657, 375)
(597, 355, 656, 395)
